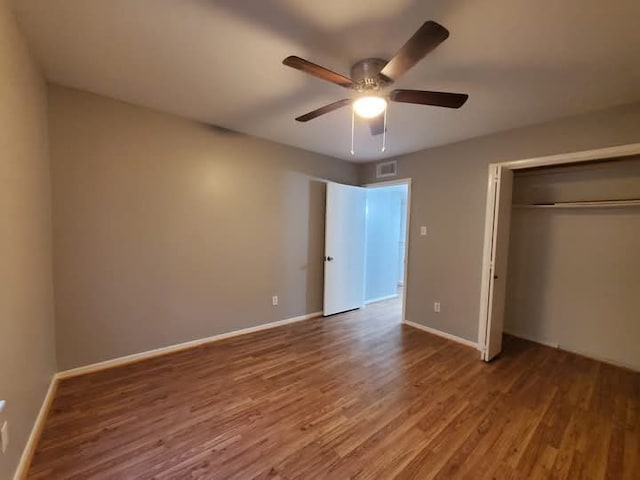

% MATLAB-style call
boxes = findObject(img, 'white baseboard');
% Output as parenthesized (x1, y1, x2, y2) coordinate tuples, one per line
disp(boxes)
(364, 294, 399, 305)
(13, 310, 321, 477)
(57, 311, 322, 380)
(13, 375, 59, 480)
(403, 320, 479, 350)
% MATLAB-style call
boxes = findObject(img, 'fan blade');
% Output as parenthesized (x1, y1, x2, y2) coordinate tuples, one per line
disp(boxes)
(390, 89, 468, 109)
(369, 115, 385, 136)
(283, 56, 355, 89)
(379, 21, 449, 82)
(295, 99, 351, 122)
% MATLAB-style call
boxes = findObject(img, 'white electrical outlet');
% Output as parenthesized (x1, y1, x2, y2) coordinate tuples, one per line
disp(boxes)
(272, 296, 278, 306)
(434, 302, 441, 313)
(420, 226, 427, 236)
(1, 421, 8, 454)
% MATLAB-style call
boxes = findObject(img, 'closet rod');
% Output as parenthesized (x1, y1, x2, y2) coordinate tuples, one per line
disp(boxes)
(513, 199, 640, 209)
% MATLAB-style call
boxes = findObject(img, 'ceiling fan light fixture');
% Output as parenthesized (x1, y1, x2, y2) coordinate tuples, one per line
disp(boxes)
(353, 96, 387, 119)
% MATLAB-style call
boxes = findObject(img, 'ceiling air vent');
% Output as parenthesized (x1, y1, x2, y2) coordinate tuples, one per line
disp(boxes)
(376, 160, 397, 178)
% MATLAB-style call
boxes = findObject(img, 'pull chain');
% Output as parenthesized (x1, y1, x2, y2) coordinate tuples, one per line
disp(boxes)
(350, 105, 388, 155)
(350, 108, 355, 156)
(381, 107, 387, 152)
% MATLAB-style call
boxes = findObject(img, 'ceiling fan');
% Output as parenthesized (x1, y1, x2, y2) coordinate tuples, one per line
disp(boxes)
(283, 21, 469, 137)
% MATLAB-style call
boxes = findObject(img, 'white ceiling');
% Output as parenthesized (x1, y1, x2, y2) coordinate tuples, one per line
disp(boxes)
(11, 0, 640, 162)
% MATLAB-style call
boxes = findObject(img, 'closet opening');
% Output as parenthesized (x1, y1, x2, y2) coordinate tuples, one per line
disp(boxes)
(478, 144, 640, 370)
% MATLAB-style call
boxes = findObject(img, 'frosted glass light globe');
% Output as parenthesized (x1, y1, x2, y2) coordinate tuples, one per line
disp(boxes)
(353, 96, 387, 118)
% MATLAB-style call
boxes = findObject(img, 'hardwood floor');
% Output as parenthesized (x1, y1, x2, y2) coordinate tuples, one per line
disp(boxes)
(28, 298, 639, 479)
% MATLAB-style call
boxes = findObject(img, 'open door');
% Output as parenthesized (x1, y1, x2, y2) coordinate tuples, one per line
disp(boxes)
(324, 182, 366, 316)
(480, 166, 513, 360)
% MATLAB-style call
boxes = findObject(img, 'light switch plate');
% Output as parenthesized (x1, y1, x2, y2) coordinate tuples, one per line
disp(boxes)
(420, 226, 427, 236)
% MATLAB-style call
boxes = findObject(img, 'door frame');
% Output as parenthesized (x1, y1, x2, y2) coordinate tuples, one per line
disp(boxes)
(363, 178, 412, 323)
(477, 143, 640, 360)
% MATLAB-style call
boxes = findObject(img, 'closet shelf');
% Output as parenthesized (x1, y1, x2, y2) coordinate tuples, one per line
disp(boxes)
(513, 199, 640, 209)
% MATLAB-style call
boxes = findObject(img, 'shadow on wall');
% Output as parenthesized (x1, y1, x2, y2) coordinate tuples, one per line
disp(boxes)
(504, 208, 555, 342)
(279, 173, 334, 318)
(307, 180, 327, 313)
(505, 206, 640, 371)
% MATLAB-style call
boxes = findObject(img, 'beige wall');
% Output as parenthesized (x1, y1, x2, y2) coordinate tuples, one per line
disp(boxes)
(49, 86, 358, 370)
(359, 102, 640, 342)
(506, 158, 640, 370)
(0, 1, 57, 478)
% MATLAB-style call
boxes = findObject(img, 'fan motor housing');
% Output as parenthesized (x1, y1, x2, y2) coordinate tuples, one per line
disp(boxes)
(350, 58, 389, 89)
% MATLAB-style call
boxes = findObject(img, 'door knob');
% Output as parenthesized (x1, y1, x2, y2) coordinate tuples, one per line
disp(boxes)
(325, 256, 334, 261)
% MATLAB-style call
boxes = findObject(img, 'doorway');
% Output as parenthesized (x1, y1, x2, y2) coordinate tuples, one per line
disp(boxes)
(322, 179, 411, 322)
(363, 182, 410, 323)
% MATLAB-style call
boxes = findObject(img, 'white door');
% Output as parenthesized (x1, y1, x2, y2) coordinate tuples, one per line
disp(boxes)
(481, 166, 513, 360)
(324, 182, 366, 316)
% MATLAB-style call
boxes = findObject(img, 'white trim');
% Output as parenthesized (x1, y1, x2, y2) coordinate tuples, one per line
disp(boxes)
(498, 143, 640, 170)
(477, 165, 499, 359)
(363, 178, 412, 323)
(57, 311, 322, 380)
(363, 178, 411, 188)
(13, 376, 59, 480)
(403, 320, 479, 350)
(14, 311, 317, 477)
(478, 143, 640, 362)
(364, 294, 399, 305)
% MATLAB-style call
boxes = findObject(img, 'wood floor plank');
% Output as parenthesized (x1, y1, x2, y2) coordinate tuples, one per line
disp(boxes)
(27, 298, 640, 479)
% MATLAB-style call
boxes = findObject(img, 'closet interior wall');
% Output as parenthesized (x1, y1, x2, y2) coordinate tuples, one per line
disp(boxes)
(504, 156, 640, 370)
